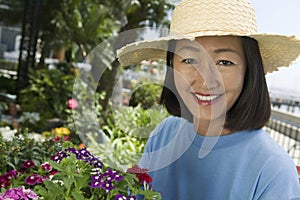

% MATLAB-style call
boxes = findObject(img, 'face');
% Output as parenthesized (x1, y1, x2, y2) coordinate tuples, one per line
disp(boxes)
(173, 36, 246, 129)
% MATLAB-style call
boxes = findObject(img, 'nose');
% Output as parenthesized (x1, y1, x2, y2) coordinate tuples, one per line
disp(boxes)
(191, 57, 220, 90)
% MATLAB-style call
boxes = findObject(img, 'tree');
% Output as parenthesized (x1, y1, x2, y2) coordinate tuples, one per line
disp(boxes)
(97, 0, 174, 114)
(0, 0, 174, 118)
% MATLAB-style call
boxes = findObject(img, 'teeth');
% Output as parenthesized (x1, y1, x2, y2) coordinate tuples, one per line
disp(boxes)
(194, 94, 219, 101)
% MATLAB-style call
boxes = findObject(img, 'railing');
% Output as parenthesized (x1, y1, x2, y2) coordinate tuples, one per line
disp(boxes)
(271, 98, 300, 114)
(265, 110, 300, 165)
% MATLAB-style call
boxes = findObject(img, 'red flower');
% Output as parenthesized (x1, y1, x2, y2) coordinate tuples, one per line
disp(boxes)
(127, 165, 152, 184)
(296, 166, 300, 174)
(136, 173, 152, 184)
(23, 160, 35, 169)
(55, 136, 61, 142)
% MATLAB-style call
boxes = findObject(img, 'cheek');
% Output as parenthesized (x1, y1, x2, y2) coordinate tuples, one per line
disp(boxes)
(173, 69, 193, 90)
(223, 72, 245, 95)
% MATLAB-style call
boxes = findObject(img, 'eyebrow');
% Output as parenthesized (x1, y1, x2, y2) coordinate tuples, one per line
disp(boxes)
(176, 45, 201, 53)
(214, 48, 242, 57)
(176, 46, 242, 56)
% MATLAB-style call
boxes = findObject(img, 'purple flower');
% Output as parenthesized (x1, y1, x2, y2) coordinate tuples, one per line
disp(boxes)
(66, 147, 104, 169)
(23, 160, 35, 169)
(89, 157, 104, 168)
(101, 180, 115, 191)
(51, 150, 70, 163)
(103, 168, 123, 182)
(115, 194, 137, 200)
(0, 186, 38, 200)
(41, 162, 52, 171)
(89, 168, 124, 192)
(90, 174, 103, 188)
(51, 148, 104, 169)
(25, 174, 43, 185)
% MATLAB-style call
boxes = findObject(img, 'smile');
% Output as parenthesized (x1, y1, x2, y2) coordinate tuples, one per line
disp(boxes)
(193, 93, 222, 105)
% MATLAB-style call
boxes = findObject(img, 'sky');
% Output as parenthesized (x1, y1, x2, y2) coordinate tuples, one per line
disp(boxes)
(249, 0, 300, 98)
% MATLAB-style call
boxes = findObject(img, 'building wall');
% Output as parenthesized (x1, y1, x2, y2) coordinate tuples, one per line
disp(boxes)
(0, 26, 21, 52)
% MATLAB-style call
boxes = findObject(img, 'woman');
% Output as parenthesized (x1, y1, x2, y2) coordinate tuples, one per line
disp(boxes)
(117, 0, 300, 199)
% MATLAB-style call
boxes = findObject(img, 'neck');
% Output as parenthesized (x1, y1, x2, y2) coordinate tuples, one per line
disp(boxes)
(193, 117, 233, 136)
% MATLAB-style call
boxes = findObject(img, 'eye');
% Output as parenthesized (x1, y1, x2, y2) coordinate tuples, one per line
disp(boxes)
(217, 60, 234, 66)
(182, 58, 197, 64)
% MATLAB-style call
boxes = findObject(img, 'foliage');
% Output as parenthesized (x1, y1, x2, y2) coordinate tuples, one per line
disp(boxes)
(0, 128, 63, 174)
(129, 83, 163, 109)
(50, 0, 120, 61)
(0, 77, 16, 94)
(18, 63, 77, 131)
(89, 105, 168, 169)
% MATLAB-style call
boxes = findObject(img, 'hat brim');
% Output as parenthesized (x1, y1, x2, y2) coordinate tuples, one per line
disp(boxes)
(117, 33, 300, 73)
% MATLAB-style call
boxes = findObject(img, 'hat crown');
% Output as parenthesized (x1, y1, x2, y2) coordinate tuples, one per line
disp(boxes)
(170, 0, 257, 35)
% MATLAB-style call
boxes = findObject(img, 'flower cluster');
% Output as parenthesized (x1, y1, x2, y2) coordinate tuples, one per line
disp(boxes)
(42, 127, 71, 142)
(0, 186, 38, 200)
(0, 146, 161, 199)
(51, 147, 103, 169)
(41, 127, 82, 145)
(0, 160, 55, 189)
(90, 168, 124, 191)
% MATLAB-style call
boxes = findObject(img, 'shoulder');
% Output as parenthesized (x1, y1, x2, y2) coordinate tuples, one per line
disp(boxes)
(238, 129, 300, 198)
(149, 116, 184, 138)
(146, 116, 184, 148)
(143, 116, 195, 153)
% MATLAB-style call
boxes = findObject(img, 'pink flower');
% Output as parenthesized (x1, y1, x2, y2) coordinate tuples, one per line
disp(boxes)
(50, 171, 58, 175)
(127, 165, 153, 184)
(0, 186, 38, 200)
(67, 98, 78, 109)
(63, 135, 70, 141)
(41, 162, 52, 172)
(127, 165, 149, 174)
(23, 160, 35, 169)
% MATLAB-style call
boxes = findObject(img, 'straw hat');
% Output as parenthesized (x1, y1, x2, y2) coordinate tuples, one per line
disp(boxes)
(117, 0, 300, 73)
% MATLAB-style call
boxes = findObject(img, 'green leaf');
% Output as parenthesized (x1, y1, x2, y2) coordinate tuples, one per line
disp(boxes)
(48, 160, 66, 172)
(43, 180, 64, 194)
(71, 190, 85, 200)
(62, 177, 74, 191)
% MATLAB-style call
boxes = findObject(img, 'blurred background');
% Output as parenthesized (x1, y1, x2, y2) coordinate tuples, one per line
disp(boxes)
(0, 0, 299, 171)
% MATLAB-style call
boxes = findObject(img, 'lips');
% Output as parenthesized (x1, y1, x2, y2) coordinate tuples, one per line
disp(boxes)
(193, 92, 221, 105)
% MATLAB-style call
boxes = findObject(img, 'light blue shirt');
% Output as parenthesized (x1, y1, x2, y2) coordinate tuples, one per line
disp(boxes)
(139, 116, 300, 200)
